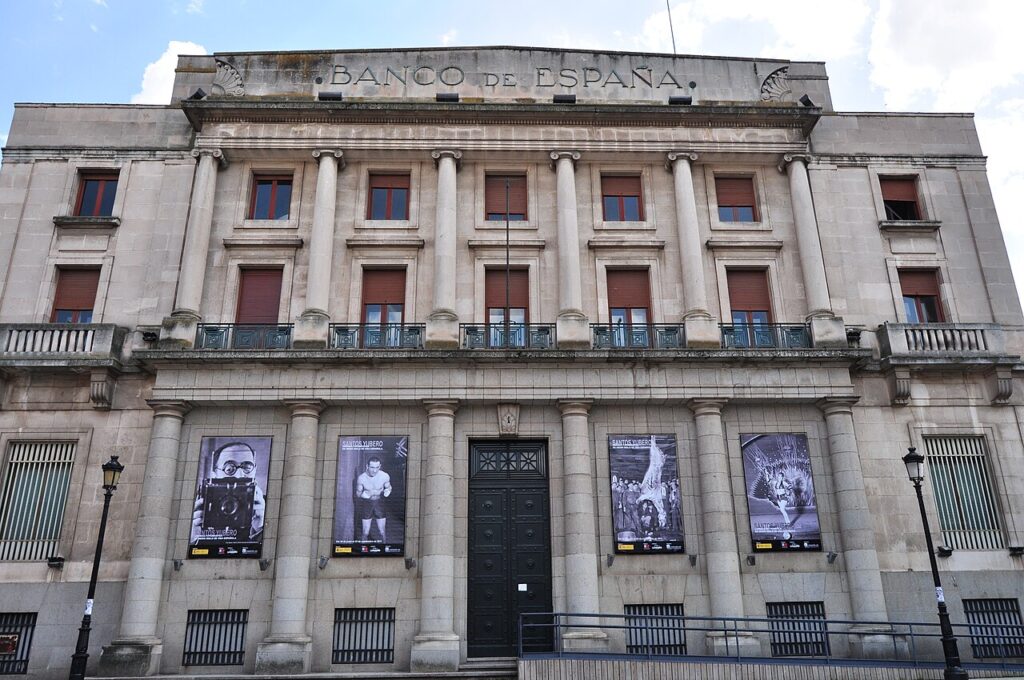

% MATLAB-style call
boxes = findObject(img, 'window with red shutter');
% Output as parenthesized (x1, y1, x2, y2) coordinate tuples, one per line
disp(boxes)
(367, 174, 410, 220)
(607, 269, 651, 347)
(726, 269, 772, 347)
(235, 269, 283, 324)
(249, 175, 293, 220)
(75, 173, 118, 217)
(51, 269, 101, 323)
(485, 268, 529, 347)
(715, 177, 758, 222)
(485, 175, 527, 221)
(361, 269, 407, 347)
(899, 269, 943, 322)
(881, 177, 921, 220)
(601, 175, 643, 221)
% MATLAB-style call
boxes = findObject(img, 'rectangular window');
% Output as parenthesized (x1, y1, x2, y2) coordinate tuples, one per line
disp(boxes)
(51, 269, 100, 323)
(715, 176, 757, 222)
(624, 603, 687, 656)
(963, 598, 1024, 659)
(361, 269, 406, 347)
(332, 608, 396, 664)
(235, 268, 283, 324)
(485, 268, 529, 347)
(74, 173, 118, 217)
(485, 174, 527, 221)
(766, 601, 829, 658)
(726, 269, 772, 347)
(248, 175, 292, 220)
(367, 174, 410, 220)
(182, 609, 247, 666)
(0, 612, 37, 674)
(881, 177, 921, 220)
(607, 269, 651, 347)
(899, 269, 943, 323)
(0, 442, 76, 561)
(602, 175, 643, 221)
(924, 436, 1005, 550)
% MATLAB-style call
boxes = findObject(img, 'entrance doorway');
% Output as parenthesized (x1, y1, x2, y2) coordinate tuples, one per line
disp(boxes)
(467, 441, 553, 657)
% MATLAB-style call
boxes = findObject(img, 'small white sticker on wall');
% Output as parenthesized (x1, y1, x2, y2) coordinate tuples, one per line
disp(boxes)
(518, 583, 528, 592)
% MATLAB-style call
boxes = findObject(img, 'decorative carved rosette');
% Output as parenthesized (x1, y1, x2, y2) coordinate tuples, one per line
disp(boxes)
(760, 66, 791, 102)
(212, 59, 245, 96)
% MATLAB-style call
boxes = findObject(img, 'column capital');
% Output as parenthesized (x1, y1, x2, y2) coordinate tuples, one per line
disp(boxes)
(431, 149, 462, 170)
(688, 398, 728, 417)
(665, 151, 699, 171)
(283, 399, 326, 418)
(777, 152, 813, 173)
(557, 399, 593, 416)
(191, 147, 228, 168)
(312, 148, 346, 169)
(817, 396, 860, 416)
(423, 399, 459, 418)
(146, 399, 191, 419)
(549, 150, 581, 170)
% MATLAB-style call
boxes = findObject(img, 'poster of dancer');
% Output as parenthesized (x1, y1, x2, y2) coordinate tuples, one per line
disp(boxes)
(741, 433, 822, 552)
(333, 435, 408, 557)
(609, 434, 684, 554)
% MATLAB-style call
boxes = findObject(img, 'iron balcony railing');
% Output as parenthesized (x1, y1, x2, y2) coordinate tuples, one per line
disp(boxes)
(720, 323, 812, 349)
(591, 324, 685, 349)
(194, 324, 293, 350)
(330, 324, 425, 350)
(460, 323, 556, 349)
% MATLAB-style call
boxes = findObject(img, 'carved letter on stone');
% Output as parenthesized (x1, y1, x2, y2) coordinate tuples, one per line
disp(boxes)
(760, 66, 791, 102)
(497, 403, 520, 436)
(212, 60, 245, 96)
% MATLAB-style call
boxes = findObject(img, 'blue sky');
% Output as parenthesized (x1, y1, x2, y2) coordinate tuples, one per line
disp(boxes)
(2, 0, 1022, 303)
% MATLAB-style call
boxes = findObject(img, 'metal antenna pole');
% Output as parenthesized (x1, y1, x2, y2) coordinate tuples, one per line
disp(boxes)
(505, 177, 511, 347)
(666, 0, 677, 54)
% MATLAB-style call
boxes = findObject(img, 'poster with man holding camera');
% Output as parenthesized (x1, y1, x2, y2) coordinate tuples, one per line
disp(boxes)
(333, 435, 408, 557)
(189, 436, 272, 559)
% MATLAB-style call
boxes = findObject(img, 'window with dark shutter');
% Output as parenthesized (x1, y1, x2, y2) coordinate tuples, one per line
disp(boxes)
(726, 270, 772, 347)
(235, 268, 283, 324)
(485, 268, 529, 347)
(881, 177, 921, 220)
(485, 175, 527, 221)
(606, 269, 651, 347)
(898, 269, 943, 322)
(602, 175, 644, 221)
(51, 269, 100, 323)
(361, 269, 407, 347)
(715, 177, 758, 222)
(367, 174, 410, 220)
(75, 173, 118, 217)
(248, 175, 292, 220)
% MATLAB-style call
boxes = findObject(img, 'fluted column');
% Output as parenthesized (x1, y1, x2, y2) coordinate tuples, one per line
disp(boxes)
(256, 401, 324, 673)
(410, 400, 460, 671)
(98, 401, 190, 676)
(550, 151, 589, 348)
(295, 150, 344, 348)
(425, 150, 461, 349)
(667, 152, 719, 347)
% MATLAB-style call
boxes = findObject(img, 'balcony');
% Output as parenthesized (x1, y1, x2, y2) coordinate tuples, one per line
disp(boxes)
(720, 323, 812, 349)
(0, 323, 126, 368)
(330, 323, 425, 350)
(877, 322, 1006, 357)
(591, 324, 685, 349)
(195, 324, 293, 350)
(461, 324, 556, 349)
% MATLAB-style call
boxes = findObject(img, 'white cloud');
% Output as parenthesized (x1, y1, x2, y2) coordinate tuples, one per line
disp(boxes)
(90, 23, 98, 33)
(187, 0, 204, 14)
(92, 0, 107, 6)
(130, 40, 207, 105)
(440, 28, 457, 46)
(976, 100, 1024, 301)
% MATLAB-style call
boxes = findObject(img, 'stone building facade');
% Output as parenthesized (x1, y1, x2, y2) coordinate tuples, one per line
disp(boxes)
(0, 46, 1022, 677)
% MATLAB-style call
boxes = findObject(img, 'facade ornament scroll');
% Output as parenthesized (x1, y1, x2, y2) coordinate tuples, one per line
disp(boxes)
(212, 59, 245, 97)
(777, 152, 813, 174)
(431, 149, 462, 170)
(760, 66, 791, 102)
(992, 366, 1014, 405)
(665, 151, 699, 172)
(312, 148, 346, 171)
(549, 150, 581, 171)
(90, 369, 116, 410)
(890, 368, 912, 406)
(191, 147, 228, 169)
(497, 403, 520, 436)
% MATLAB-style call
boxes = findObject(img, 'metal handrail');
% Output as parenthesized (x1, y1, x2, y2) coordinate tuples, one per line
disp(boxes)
(590, 323, 685, 349)
(720, 323, 812, 349)
(329, 323, 425, 349)
(195, 323, 293, 350)
(460, 323, 556, 349)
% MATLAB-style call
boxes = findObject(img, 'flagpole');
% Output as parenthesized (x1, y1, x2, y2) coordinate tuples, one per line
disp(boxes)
(505, 177, 511, 348)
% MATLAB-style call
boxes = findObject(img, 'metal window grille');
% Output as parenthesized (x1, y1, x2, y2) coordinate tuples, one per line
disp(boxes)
(0, 613, 37, 674)
(924, 436, 1005, 550)
(182, 610, 247, 666)
(964, 598, 1024, 658)
(0, 442, 76, 561)
(766, 601, 830, 657)
(332, 608, 395, 664)
(624, 604, 687, 656)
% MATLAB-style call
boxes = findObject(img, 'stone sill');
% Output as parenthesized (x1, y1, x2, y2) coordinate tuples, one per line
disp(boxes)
(880, 354, 1019, 371)
(878, 219, 941, 232)
(0, 357, 123, 371)
(53, 215, 120, 229)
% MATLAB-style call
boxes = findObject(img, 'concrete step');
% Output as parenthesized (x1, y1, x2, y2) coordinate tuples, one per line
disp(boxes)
(104, 669, 517, 680)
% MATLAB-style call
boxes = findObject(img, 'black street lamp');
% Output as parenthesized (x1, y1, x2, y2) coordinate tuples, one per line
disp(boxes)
(902, 447, 969, 680)
(69, 455, 123, 680)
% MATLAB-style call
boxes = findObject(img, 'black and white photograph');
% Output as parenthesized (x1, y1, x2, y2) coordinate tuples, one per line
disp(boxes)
(188, 436, 272, 559)
(741, 433, 822, 552)
(609, 434, 684, 554)
(333, 435, 408, 557)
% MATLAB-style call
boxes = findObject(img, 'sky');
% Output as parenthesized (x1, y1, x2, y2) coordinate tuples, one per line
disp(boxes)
(1, 0, 1022, 306)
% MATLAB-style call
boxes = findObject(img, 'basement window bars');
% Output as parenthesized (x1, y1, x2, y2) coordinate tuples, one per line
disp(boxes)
(766, 601, 830, 657)
(182, 609, 247, 666)
(332, 608, 395, 664)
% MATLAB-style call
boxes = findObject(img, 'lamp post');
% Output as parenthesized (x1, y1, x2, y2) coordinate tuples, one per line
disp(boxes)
(902, 447, 969, 680)
(69, 455, 123, 680)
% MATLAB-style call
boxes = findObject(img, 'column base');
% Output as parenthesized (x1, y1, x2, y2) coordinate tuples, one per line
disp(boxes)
(561, 630, 609, 652)
(159, 311, 200, 349)
(848, 626, 904, 660)
(425, 310, 459, 349)
(254, 636, 312, 674)
(97, 638, 162, 677)
(292, 310, 330, 349)
(683, 313, 721, 348)
(809, 314, 848, 348)
(556, 310, 590, 349)
(705, 631, 761, 658)
(410, 632, 460, 672)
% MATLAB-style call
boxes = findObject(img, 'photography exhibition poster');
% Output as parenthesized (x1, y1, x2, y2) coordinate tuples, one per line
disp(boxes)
(740, 433, 822, 552)
(609, 434, 685, 554)
(333, 435, 408, 557)
(189, 435, 272, 559)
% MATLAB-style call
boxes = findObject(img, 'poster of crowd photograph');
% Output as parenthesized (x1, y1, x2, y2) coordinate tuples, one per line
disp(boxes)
(333, 435, 408, 557)
(740, 433, 822, 552)
(609, 434, 685, 554)
(189, 436, 272, 559)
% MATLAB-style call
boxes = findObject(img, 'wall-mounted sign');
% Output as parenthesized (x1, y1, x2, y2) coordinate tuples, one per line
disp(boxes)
(609, 434, 684, 555)
(333, 436, 408, 557)
(741, 433, 822, 552)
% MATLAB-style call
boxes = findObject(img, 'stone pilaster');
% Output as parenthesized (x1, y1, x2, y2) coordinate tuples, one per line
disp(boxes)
(550, 151, 589, 348)
(255, 401, 324, 674)
(410, 400, 460, 671)
(425, 151, 461, 349)
(667, 152, 719, 348)
(98, 401, 190, 677)
(294, 150, 344, 349)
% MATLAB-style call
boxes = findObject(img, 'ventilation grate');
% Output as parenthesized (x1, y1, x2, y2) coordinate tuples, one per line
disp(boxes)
(766, 601, 829, 657)
(333, 607, 396, 664)
(964, 598, 1024, 659)
(624, 603, 687, 656)
(182, 609, 247, 666)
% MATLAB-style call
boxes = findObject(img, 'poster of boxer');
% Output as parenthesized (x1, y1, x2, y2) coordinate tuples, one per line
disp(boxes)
(609, 434, 685, 554)
(333, 435, 408, 557)
(741, 433, 822, 552)
(189, 436, 272, 559)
